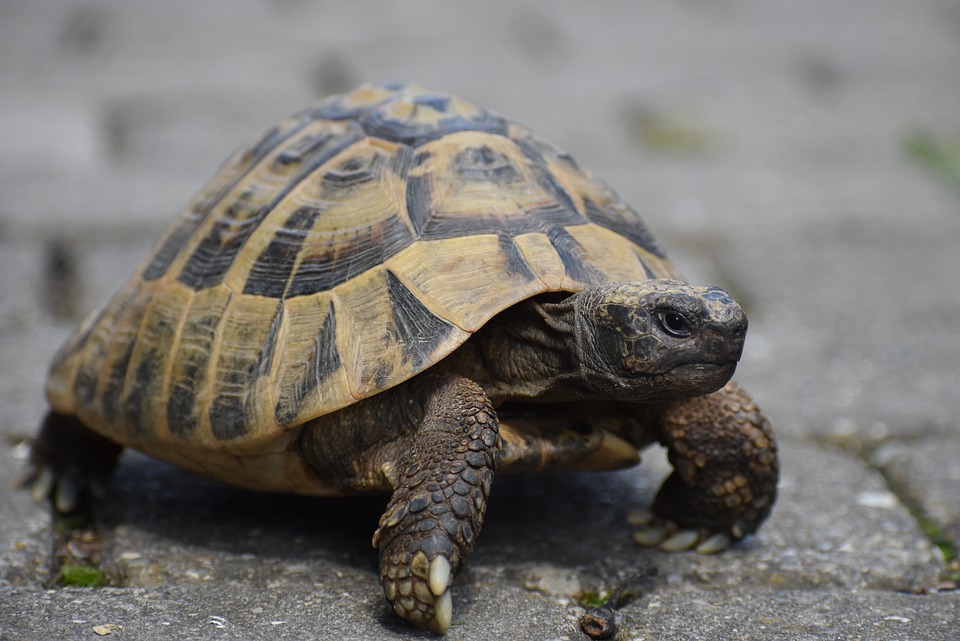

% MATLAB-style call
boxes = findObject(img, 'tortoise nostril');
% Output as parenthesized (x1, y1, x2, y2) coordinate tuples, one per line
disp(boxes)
(732, 317, 747, 338)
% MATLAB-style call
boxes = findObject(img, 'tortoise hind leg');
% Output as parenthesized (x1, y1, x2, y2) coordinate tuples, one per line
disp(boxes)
(301, 373, 500, 633)
(634, 381, 778, 553)
(496, 416, 640, 476)
(25, 411, 123, 513)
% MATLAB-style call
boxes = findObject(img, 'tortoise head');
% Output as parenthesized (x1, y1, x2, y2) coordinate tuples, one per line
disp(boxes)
(573, 280, 747, 401)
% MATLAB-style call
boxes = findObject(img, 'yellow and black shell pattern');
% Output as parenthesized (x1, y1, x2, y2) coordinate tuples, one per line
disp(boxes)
(45, 83, 681, 492)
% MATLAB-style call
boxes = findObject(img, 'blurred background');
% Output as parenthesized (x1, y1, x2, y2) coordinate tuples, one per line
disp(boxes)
(1, 3, 959, 630)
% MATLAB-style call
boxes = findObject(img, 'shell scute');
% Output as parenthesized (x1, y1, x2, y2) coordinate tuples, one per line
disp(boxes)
(205, 295, 284, 444)
(384, 234, 543, 333)
(163, 285, 232, 440)
(174, 120, 367, 294)
(272, 294, 348, 428)
(231, 137, 413, 299)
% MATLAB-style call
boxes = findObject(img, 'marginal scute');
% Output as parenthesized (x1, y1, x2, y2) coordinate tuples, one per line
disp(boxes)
(564, 224, 680, 283)
(512, 232, 567, 290)
(164, 285, 232, 440)
(385, 270, 457, 370)
(207, 295, 285, 443)
(546, 226, 599, 287)
(273, 296, 344, 428)
(78, 284, 154, 438)
(120, 287, 191, 437)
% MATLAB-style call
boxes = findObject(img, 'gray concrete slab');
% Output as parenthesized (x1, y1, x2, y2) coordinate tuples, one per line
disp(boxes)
(3, 585, 959, 641)
(873, 439, 960, 555)
(2, 0, 959, 639)
(1, 439, 955, 639)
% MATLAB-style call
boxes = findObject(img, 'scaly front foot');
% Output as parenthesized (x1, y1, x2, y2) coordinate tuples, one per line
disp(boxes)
(372, 375, 500, 633)
(633, 381, 778, 554)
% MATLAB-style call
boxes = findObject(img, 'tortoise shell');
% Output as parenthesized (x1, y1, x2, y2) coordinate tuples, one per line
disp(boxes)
(45, 83, 682, 492)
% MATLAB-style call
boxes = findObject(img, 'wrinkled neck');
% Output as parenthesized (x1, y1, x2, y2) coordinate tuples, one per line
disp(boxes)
(446, 294, 588, 403)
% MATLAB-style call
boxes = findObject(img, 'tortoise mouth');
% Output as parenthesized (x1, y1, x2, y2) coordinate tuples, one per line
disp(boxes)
(658, 360, 738, 393)
(666, 360, 737, 375)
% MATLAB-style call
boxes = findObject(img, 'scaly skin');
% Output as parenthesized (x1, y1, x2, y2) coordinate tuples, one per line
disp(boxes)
(301, 373, 500, 633)
(629, 381, 778, 552)
(372, 376, 499, 632)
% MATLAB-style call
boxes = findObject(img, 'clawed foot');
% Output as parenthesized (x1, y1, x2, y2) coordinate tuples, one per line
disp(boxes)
(378, 545, 454, 633)
(21, 412, 122, 514)
(628, 509, 733, 554)
(632, 382, 778, 556)
(20, 462, 109, 514)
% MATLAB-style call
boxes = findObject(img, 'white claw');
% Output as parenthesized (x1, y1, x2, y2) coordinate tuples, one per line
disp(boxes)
(632, 525, 667, 547)
(626, 508, 654, 526)
(696, 532, 732, 555)
(31, 467, 55, 503)
(54, 476, 79, 514)
(660, 530, 700, 552)
(429, 555, 451, 598)
(432, 589, 453, 634)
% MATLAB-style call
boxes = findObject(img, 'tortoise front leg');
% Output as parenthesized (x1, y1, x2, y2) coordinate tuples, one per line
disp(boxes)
(302, 373, 500, 633)
(634, 381, 778, 553)
(372, 374, 499, 632)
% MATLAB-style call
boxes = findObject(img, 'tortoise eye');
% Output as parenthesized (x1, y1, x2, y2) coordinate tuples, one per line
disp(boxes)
(657, 310, 692, 338)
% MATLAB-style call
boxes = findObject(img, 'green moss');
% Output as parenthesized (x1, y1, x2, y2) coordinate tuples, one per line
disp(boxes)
(903, 131, 960, 197)
(625, 108, 715, 155)
(916, 518, 960, 582)
(59, 563, 105, 588)
(576, 586, 643, 610)
(868, 448, 959, 584)
(576, 590, 609, 609)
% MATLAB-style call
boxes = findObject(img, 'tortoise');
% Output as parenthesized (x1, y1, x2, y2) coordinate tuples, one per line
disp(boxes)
(28, 83, 778, 633)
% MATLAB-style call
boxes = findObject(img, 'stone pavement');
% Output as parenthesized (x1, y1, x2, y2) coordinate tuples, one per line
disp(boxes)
(1, 1, 959, 639)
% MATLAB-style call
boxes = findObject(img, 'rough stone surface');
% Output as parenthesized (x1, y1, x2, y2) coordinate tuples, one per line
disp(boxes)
(873, 439, 960, 555)
(2, 1, 959, 639)
(3, 585, 959, 641)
